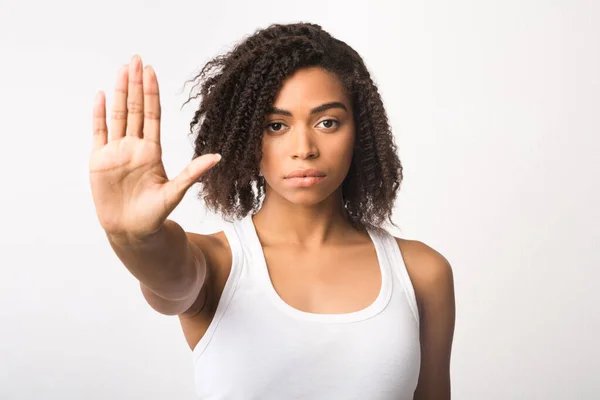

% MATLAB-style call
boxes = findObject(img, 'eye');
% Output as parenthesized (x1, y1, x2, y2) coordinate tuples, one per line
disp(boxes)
(317, 119, 340, 129)
(265, 122, 287, 132)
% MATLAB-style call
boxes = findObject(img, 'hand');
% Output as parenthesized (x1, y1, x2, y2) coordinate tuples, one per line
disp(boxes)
(89, 55, 220, 241)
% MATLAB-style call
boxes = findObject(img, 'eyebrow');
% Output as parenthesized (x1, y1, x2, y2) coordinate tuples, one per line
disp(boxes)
(266, 102, 348, 117)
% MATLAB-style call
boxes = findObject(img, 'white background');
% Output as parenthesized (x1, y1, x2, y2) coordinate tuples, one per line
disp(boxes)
(1, 0, 599, 398)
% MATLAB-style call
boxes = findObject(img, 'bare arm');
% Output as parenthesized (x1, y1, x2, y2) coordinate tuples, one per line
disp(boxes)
(411, 242, 455, 400)
(397, 239, 455, 400)
(90, 55, 220, 316)
(107, 219, 207, 316)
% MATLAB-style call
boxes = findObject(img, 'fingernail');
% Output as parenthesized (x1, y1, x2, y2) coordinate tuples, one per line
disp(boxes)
(214, 154, 222, 163)
(131, 55, 141, 69)
(146, 65, 156, 78)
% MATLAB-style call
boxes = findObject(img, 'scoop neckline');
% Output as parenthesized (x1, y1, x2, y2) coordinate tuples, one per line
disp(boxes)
(242, 214, 392, 323)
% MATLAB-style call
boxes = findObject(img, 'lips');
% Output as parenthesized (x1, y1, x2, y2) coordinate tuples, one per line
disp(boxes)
(285, 169, 326, 179)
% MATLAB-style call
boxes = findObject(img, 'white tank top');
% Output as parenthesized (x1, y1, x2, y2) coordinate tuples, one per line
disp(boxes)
(192, 214, 421, 399)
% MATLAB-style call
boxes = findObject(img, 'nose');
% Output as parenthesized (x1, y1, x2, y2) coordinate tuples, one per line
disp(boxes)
(291, 127, 319, 160)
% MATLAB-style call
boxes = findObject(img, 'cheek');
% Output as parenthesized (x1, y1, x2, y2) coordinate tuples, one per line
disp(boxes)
(334, 133, 356, 164)
(259, 140, 279, 175)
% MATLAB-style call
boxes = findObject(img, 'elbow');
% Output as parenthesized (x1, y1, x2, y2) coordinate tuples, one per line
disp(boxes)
(140, 280, 200, 316)
(139, 257, 207, 316)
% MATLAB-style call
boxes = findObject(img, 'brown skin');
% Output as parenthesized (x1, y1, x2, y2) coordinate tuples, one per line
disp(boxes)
(181, 68, 456, 399)
(255, 66, 355, 242)
(182, 234, 455, 400)
(92, 56, 455, 399)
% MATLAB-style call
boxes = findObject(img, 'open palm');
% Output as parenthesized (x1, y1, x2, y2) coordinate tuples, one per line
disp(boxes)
(89, 55, 220, 241)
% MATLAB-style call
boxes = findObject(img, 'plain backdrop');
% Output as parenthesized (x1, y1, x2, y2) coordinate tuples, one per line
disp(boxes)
(1, 0, 599, 399)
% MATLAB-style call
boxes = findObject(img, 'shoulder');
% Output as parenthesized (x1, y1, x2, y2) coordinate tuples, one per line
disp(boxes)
(186, 229, 233, 283)
(186, 230, 230, 260)
(393, 237, 455, 398)
(393, 237, 454, 313)
(179, 229, 233, 318)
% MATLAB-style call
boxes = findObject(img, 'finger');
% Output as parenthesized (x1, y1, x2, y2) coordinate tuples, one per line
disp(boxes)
(143, 66, 161, 145)
(126, 55, 144, 138)
(110, 64, 129, 141)
(165, 154, 222, 207)
(92, 91, 108, 150)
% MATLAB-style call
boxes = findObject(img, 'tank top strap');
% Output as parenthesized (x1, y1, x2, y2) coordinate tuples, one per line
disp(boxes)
(368, 227, 420, 327)
(365, 226, 395, 279)
(192, 218, 245, 360)
(221, 218, 244, 272)
(230, 213, 268, 282)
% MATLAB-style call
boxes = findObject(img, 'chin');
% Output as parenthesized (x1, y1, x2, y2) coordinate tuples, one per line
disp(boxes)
(284, 193, 330, 206)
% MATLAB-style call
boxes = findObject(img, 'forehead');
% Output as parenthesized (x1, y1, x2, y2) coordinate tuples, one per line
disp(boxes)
(272, 67, 349, 109)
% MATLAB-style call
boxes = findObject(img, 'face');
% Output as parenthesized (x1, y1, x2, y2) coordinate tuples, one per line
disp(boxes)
(259, 67, 355, 206)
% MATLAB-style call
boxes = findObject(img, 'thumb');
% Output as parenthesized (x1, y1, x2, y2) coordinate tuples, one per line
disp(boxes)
(165, 153, 222, 207)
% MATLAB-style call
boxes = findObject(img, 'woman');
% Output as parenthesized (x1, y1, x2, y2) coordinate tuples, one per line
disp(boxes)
(90, 22, 455, 399)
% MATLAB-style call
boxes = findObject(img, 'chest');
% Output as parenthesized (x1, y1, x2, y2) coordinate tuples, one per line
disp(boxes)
(194, 301, 421, 400)
(261, 242, 381, 314)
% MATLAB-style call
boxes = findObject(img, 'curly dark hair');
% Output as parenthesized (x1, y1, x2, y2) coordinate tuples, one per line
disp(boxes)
(183, 22, 403, 232)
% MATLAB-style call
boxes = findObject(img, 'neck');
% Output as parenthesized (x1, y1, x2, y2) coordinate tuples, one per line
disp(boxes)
(252, 185, 354, 247)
